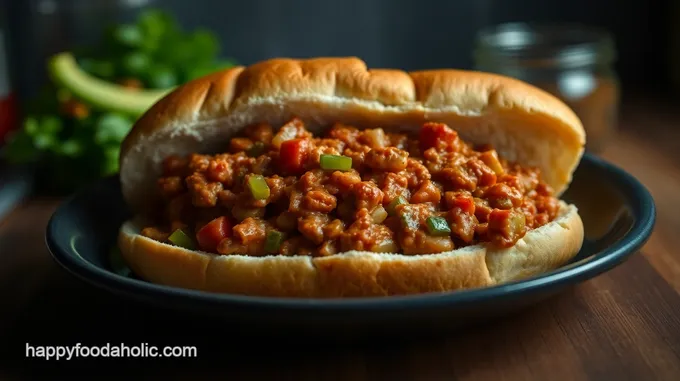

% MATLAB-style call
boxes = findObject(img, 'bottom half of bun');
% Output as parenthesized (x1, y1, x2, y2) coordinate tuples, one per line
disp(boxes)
(117, 202, 584, 298)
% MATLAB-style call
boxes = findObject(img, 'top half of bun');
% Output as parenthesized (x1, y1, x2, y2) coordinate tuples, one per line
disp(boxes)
(119, 57, 586, 214)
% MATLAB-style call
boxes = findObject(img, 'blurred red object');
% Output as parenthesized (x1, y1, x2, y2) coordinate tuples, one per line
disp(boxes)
(0, 30, 17, 145)
(0, 94, 18, 143)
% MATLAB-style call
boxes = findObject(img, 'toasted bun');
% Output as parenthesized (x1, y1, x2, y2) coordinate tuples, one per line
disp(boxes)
(118, 201, 583, 298)
(119, 57, 585, 214)
(117, 57, 586, 298)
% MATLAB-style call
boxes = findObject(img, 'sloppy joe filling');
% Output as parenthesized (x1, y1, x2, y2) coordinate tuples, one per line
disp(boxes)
(141, 118, 561, 257)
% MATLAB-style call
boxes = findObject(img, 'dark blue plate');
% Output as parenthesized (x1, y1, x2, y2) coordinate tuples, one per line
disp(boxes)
(45, 153, 656, 338)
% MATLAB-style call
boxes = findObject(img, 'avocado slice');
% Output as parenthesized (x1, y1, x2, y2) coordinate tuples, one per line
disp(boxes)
(47, 52, 173, 117)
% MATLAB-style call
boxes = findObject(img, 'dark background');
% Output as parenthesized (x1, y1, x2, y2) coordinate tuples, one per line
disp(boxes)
(0, 2, 679, 379)
(0, 0, 675, 106)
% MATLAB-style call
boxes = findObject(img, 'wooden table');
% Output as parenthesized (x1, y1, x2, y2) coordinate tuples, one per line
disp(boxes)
(1, 97, 679, 380)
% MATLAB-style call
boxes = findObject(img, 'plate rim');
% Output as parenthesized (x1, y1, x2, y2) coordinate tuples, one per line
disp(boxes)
(45, 153, 657, 311)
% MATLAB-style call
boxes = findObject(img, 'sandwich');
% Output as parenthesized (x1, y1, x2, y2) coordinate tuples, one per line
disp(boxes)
(117, 57, 585, 298)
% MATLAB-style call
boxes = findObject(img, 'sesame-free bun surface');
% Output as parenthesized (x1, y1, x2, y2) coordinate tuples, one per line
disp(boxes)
(117, 56, 586, 298)
(119, 57, 585, 214)
(119, 202, 583, 298)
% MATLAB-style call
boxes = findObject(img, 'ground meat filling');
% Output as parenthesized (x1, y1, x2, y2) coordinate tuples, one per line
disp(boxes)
(141, 118, 562, 257)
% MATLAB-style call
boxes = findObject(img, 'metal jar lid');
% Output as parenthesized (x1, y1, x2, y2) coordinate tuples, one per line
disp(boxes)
(473, 23, 617, 69)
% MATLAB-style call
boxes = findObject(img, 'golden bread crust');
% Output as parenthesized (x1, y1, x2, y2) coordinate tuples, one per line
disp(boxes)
(118, 202, 584, 298)
(119, 57, 585, 214)
(116, 57, 586, 298)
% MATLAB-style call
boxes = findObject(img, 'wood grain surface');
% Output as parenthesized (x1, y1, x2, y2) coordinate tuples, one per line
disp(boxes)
(1, 97, 679, 380)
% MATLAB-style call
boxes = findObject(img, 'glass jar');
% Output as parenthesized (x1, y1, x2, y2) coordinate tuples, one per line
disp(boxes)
(473, 23, 620, 153)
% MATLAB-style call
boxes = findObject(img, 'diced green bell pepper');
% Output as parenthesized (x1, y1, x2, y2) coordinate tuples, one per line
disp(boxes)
(425, 216, 451, 236)
(319, 154, 352, 171)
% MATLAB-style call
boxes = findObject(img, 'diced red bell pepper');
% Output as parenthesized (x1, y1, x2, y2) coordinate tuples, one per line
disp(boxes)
(452, 195, 475, 215)
(279, 138, 311, 174)
(445, 191, 476, 215)
(419, 122, 458, 152)
(196, 216, 232, 252)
